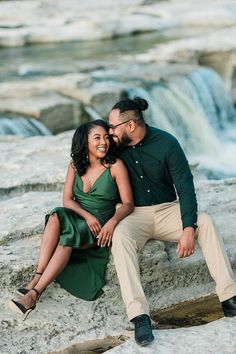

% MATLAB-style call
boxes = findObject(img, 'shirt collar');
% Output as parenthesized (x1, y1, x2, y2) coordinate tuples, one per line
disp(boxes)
(129, 124, 150, 148)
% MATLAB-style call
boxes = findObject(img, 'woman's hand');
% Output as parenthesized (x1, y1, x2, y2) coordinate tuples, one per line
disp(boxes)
(85, 214, 102, 237)
(97, 219, 117, 247)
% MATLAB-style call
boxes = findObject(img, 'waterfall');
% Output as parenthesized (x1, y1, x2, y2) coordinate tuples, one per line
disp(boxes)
(127, 67, 236, 178)
(128, 82, 221, 156)
(171, 68, 236, 131)
(84, 106, 102, 120)
(0, 117, 52, 136)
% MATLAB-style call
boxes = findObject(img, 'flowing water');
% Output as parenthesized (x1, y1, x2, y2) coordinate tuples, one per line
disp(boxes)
(0, 115, 51, 136)
(1, 33, 236, 178)
(127, 67, 236, 178)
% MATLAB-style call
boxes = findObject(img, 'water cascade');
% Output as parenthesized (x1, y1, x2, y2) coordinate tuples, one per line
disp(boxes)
(127, 67, 236, 178)
(0, 116, 52, 136)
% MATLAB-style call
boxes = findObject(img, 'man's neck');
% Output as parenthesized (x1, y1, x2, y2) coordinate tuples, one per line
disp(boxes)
(128, 125, 147, 146)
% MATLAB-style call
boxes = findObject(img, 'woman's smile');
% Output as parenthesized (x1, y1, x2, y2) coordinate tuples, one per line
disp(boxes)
(96, 146, 107, 153)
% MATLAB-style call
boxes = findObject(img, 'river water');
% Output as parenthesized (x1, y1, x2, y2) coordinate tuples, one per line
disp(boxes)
(1, 32, 236, 179)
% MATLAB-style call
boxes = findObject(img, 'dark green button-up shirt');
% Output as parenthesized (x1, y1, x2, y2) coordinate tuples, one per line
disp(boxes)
(119, 125, 198, 230)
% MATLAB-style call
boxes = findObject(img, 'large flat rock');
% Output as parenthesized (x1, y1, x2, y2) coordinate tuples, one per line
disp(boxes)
(0, 80, 84, 134)
(1, 90, 236, 353)
(0, 131, 72, 195)
(135, 26, 236, 86)
(105, 317, 236, 354)
(0, 0, 236, 47)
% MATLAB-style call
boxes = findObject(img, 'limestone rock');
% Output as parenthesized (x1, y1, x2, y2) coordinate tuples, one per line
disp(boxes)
(1, 133, 236, 353)
(0, 64, 202, 134)
(0, 192, 61, 243)
(0, 131, 72, 195)
(105, 317, 236, 354)
(0, 81, 84, 134)
(1, 0, 236, 48)
(138, 27, 236, 88)
(1, 1, 236, 352)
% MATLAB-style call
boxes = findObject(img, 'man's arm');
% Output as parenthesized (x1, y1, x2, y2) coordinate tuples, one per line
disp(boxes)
(166, 139, 197, 257)
(166, 138, 198, 229)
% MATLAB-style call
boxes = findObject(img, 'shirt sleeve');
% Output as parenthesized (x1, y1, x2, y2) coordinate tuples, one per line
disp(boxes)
(166, 139, 198, 230)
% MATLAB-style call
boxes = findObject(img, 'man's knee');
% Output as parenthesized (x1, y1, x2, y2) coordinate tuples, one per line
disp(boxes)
(112, 224, 137, 254)
(196, 212, 218, 242)
(197, 212, 213, 228)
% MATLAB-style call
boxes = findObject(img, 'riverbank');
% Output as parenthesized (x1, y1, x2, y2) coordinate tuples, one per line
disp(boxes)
(1, 132, 236, 353)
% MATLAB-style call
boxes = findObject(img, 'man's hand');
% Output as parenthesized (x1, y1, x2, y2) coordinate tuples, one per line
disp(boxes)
(176, 227, 195, 258)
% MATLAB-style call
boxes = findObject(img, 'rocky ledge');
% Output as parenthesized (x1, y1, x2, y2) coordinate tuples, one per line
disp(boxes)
(1, 133, 236, 353)
(0, 0, 236, 47)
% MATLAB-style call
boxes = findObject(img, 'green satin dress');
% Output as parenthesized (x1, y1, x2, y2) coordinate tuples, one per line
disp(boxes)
(45, 167, 119, 300)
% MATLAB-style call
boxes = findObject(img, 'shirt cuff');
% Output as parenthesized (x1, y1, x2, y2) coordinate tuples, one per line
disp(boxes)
(183, 218, 198, 230)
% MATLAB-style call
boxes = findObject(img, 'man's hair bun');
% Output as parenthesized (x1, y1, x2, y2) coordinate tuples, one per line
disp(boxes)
(111, 96, 148, 116)
(133, 97, 148, 111)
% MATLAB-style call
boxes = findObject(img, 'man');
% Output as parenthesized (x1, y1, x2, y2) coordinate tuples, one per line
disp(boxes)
(108, 96, 236, 346)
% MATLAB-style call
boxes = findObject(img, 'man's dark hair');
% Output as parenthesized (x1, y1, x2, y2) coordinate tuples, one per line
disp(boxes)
(112, 97, 148, 123)
(71, 119, 116, 176)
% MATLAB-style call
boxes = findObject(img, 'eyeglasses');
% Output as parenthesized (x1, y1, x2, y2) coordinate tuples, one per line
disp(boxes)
(108, 119, 131, 131)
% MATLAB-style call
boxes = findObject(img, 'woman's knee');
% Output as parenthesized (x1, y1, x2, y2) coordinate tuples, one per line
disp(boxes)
(47, 213, 59, 227)
(58, 244, 72, 254)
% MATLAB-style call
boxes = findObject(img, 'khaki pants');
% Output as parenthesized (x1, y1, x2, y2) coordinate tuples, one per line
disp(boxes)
(111, 202, 236, 321)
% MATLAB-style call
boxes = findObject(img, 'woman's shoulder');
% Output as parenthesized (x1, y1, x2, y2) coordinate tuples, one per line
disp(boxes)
(110, 158, 126, 169)
(109, 158, 127, 178)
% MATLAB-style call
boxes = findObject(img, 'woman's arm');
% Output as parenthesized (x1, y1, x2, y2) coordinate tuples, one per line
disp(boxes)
(97, 159, 134, 247)
(63, 162, 102, 235)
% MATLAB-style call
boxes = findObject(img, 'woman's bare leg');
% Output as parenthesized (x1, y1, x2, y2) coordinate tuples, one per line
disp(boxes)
(26, 213, 60, 289)
(18, 244, 72, 308)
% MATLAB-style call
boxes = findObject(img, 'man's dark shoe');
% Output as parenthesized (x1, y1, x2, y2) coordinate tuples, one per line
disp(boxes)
(222, 295, 236, 317)
(132, 314, 154, 346)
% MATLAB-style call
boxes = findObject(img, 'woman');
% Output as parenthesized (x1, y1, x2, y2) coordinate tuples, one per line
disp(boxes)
(9, 119, 134, 320)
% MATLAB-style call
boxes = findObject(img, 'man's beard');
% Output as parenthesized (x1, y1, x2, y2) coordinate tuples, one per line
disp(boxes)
(111, 132, 132, 149)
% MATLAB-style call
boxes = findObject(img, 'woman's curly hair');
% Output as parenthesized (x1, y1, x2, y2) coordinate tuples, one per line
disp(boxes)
(71, 119, 117, 176)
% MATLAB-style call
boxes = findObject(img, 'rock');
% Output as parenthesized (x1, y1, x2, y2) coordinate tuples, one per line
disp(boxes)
(1, 133, 236, 353)
(1, 1, 236, 351)
(0, 81, 84, 134)
(137, 27, 236, 88)
(0, 73, 127, 132)
(1, 0, 236, 48)
(199, 51, 236, 90)
(0, 192, 61, 243)
(105, 317, 236, 354)
(0, 131, 72, 195)
(0, 0, 167, 47)
(0, 63, 208, 134)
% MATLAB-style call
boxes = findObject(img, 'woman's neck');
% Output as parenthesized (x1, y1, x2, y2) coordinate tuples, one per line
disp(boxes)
(88, 158, 103, 168)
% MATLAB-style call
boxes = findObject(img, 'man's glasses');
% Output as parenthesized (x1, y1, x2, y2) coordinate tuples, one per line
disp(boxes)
(108, 119, 131, 131)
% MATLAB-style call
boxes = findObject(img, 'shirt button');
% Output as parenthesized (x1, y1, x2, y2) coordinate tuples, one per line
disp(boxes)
(132, 146, 135, 149)
(140, 175, 143, 178)
(147, 190, 150, 192)
(135, 161, 139, 164)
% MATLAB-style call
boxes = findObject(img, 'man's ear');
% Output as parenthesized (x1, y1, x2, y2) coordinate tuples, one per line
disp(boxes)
(128, 120, 136, 132)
